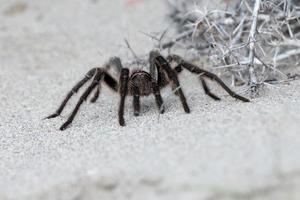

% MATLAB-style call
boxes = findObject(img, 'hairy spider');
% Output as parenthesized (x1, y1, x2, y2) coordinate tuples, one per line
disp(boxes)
(45, 50, 249, 130)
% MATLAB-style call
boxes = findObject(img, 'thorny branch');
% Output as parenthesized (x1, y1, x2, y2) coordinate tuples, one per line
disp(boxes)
(248, 0, 261, 93)
(161, 0, 300, 96)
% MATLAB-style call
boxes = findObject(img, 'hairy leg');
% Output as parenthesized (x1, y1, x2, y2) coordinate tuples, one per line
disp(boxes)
(133, 95, 140, 116)
(105, 56, 123, 73)
(103, 73, 118, 91)
(200, 77, 221, 101)
(131, 85, 140, 116)
(45, 68, 98, 119)
(181, 62, 250, 102)
(90, 85, 101, 103)
(152, 82, 165, 114)
(90, 72, 119, 103)
(149, 51, 168, 87)
(118, 68, 129, 126)
(154, 56, 190, 113)
(59, 70, 104, 131)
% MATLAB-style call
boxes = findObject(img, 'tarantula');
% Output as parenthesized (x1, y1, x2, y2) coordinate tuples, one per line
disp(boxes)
(45, 50, 249, 130)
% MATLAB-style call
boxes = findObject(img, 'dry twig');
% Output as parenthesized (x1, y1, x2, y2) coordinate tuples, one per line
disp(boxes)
(162, 0, 300, 95)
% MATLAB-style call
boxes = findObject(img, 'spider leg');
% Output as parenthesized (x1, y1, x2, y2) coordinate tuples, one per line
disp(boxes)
(152, 82, 165, 114)
(149, 51, 167, 87)
(105, 56, 123, 73)
(131, 85, 140, 116)
(45, 68, 98, 119)
(181, 62, 250, 102)
(90, 85, 101, 103)
(118, 68, 129, 126)
(200, 77, 221, 101)
(103, 72, 119, 92)
(59, 70, 104, 131)
(154, 56, 190, 113)
(133, 95, 140, 116)
(90, 72, 118, 103)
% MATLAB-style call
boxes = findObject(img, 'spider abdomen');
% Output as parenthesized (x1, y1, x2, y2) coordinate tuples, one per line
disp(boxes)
(129, 71, 153, 96)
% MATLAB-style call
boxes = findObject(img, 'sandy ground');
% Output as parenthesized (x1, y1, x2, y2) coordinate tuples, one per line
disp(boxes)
(1, 0, 300, 199)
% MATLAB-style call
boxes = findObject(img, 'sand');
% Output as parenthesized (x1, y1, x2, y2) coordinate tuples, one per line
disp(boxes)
(0, 0, 300, 199)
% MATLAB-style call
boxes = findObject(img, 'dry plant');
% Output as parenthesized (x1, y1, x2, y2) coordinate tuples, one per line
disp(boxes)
(161, 0, 300, 96)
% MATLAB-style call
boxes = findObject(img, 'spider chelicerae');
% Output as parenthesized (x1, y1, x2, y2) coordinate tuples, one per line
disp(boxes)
(45, 50, 250, 130)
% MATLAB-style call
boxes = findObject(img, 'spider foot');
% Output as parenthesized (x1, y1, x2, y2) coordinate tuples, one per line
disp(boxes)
(185, 107, 191, 113)
(182, 102, 190, 113)
(90, 97, 98, 103)
(59, 121, 72, 131)
(208, 93, 221, 101)
(234, 95, 250, 102)
(119, 118, 125, 126)
(159, 107, 165, 114)
(44, 113, 59, 119)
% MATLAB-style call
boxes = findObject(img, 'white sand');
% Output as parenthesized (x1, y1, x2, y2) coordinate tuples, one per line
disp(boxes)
(1, 0, 300, 199)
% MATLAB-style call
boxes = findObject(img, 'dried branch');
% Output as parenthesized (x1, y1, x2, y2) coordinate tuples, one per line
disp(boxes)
(248, 0, 261, 94)
(162, 0, 300, 95)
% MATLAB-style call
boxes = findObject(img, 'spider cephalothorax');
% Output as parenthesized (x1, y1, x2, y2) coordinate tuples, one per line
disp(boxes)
(45, 51, 249, 130)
